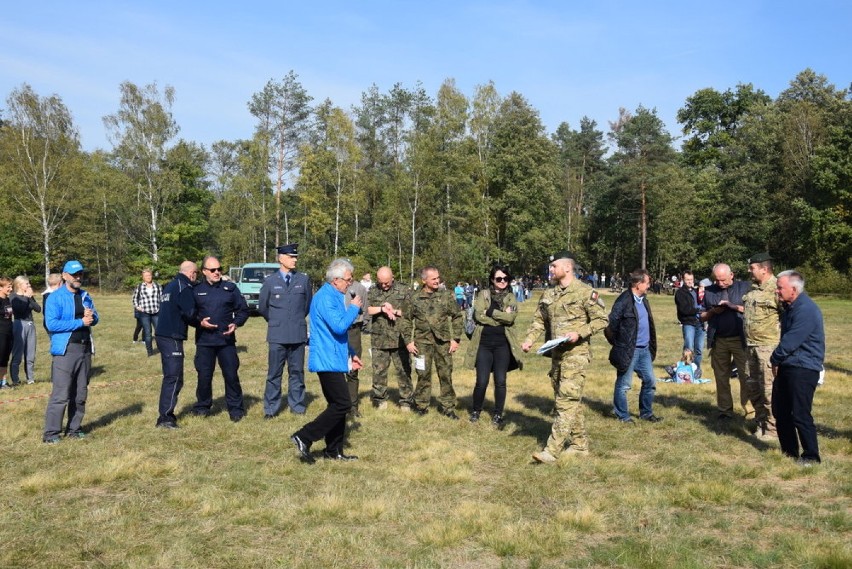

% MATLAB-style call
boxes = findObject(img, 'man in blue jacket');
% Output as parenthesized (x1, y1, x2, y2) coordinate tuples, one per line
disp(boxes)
(291, 258, 362, 463)
(259, 243, 313, 417)
(192, 256, 250, 422)
(770, 270, 825, 465)
(42, 260, 99, 443)
(155, 261, 198, 429)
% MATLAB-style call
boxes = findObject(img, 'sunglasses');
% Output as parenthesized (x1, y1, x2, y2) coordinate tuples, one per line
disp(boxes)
(204, 267, 223, 273)
(69, 272, 84, 279)
(493, 276, 509, 283)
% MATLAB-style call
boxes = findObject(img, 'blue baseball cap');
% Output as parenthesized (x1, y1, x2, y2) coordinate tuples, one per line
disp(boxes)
(63, 260, 84, 274)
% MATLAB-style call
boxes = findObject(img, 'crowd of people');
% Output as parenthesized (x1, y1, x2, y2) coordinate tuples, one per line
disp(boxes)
(0, 248, 826, 467)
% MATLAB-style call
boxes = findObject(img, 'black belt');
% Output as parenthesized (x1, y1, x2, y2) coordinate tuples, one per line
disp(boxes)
(350, 323, 362, 329)
(69, 339, 91, 345)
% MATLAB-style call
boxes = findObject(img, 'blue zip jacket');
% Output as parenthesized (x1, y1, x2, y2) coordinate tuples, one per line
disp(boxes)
(308, 282, 359, 373)
(45, 285, 99, 356)
(770, 292, 825, 371)
(156, 272, 196, 340)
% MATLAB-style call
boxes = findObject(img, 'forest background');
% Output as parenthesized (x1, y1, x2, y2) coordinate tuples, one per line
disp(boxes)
(1, 68, 850, 293)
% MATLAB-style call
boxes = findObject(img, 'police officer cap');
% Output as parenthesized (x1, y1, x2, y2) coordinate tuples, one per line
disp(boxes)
(276, 243, 299, 256)
(748, 252, 772, 264)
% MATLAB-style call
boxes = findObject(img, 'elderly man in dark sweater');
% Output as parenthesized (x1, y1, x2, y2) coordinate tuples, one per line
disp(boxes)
(770, 270, 825, 465)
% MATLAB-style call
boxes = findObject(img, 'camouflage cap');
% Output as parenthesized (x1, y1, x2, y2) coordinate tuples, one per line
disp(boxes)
(748, 252, 772, 264)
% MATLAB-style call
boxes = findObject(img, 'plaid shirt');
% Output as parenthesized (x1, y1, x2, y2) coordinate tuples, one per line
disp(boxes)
(132, 282, 163, 314)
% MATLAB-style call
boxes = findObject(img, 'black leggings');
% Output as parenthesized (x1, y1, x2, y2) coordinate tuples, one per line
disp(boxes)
(472, 338, 511, 414)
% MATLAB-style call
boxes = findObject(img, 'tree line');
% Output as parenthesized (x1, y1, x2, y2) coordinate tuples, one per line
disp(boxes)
(1, 68, 849, 292)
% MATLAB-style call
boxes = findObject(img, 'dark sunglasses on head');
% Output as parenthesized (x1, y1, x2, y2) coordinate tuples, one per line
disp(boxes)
(205, 267, 223, 273)
(493, 276, 509, 283)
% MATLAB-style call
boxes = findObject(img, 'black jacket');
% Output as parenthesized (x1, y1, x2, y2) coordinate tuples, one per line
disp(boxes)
(674, 286, 700, 326)
(156, 273, 196, 340)
(193, 279, 249, 346)
(607, 290, 657, 374)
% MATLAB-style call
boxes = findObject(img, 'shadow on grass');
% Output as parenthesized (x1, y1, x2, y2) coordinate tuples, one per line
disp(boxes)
(86, 402, 143, 433)
(176, 394, 263, 419)
(509, 393, 555, 446)
(90, 365, 106, 378)
(824, 362, 851, 375)
(655, 393, 776, 452)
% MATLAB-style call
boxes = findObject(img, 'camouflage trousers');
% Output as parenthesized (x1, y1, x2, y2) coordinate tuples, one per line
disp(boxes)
(412, 340, 456, 413)
(371, 343, 413, 406)
(546, 349, 591, 456)
(346, 327, 362, 410)
(746, 345, 776, 433)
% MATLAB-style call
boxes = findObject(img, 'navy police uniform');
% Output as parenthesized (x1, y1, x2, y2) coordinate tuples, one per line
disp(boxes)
(192, 278, 249, 420)
(259, 244, 313, 416)
(155, 271, 196, 427)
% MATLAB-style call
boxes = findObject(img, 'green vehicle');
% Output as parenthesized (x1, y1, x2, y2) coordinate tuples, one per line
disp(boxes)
(229, 263, 279, 312)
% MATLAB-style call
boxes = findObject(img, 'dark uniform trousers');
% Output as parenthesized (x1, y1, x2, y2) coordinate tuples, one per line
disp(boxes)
(265, 343, 306, 415)
(194, 344, 244, 418)
(156, 336, 185, 424)
(293, 372, 351, 453)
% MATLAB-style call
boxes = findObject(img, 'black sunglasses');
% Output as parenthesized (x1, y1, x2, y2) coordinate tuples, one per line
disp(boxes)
(493, 276, 509, 283)
(204, 266, 223, 273)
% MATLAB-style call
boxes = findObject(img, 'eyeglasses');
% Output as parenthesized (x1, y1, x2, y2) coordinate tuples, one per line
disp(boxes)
(493, 276, 509, 283)
(204, 267, 223, 273)
(69, 272, 84, 279)
(336, 277, 353, 284)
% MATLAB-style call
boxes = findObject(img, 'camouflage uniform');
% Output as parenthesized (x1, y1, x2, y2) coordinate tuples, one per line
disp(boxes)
(743, 276, 782, 434)
(367, 282, 413, 407)
(524, 280, 607, 455)
(345, 280, 369, 414)
(399, 287, 463, 414)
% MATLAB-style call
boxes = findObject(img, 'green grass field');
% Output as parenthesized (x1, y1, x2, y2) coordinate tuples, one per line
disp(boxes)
(1, 291, 850, 568)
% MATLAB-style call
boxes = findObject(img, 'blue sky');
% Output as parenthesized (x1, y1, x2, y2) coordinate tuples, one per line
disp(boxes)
(2, 1, 849, 152)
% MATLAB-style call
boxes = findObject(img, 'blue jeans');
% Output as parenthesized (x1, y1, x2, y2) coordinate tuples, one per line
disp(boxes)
(613, 346, 657, 420)
(138, 312, 159, 352)
(681, 324, 705, 374)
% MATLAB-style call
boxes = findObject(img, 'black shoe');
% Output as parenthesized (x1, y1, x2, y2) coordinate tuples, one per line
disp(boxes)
(264, 414, 276, 420)
(230, 414, 245, 423)
(190, 409, 210, 417)
(618, 417, 635, 424)
(491, 413, 505, 429)
(469, 410, 481, 423)
(156, 421, 179, 429)
(348, 408, 362, 419)
(291, 434, 315, 464)
(443, 410, 460, 421)
(640, 414, 663, 423)
(322, 450, 359, 461)
(411, 406, 429, 416)
(289, 408, 306, 415)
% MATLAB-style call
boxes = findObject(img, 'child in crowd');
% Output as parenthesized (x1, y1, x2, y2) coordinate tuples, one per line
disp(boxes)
(664, 348, 698, 384)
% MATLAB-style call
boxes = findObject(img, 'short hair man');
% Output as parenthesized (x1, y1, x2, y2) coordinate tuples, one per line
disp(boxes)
(674, 270, 705, 377)
(607, 269, 662, 423)
(522, 252, 608, 463)
(154, 261, 198, 429)
(42, 261, 99, 443)
(191, 256, 249, 422)
(366, 266, 413, 410)
(743, 253, 783, 440)
(399, 266, 463, 419)
(701, 263, 752, 420)
(770, 271, 825, 465)
(259, 244, 313, 417)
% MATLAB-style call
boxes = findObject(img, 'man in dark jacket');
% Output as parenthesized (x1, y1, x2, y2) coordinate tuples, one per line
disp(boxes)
(701, 263, 751, 419)
(192, 256, 250, 422)
(155, 261, 197, 429)
(674, 270, 705, 377)
(259, 244, 313, 417)
(770, 271, 825, 465)
(607, 269, 661, 423)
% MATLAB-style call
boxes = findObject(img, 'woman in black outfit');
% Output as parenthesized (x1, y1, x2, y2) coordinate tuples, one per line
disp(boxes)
(464, 265, 524, 428)
(0, 277, 14, 389)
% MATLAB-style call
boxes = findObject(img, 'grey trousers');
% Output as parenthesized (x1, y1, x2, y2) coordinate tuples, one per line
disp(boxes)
(43, 343, 91, 439)
(11, 320, 37, 383)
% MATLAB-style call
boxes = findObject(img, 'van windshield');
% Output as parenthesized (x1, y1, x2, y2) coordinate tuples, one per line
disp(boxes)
(242, 268, 277, 283)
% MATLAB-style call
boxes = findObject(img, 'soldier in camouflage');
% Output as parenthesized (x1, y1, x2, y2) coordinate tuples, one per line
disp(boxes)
(366, 267, 413, 410)
(743, 253, 782, 440)
(522, 251, 608, 463)
(399, 266, 463, 419)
